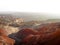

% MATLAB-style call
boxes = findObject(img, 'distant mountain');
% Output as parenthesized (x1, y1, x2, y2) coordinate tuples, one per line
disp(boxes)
(0, 13, 60, 22)
(46, 19, 60, 22)
(0, 13, 46, 22)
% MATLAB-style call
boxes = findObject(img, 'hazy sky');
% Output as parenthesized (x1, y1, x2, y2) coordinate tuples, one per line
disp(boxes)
(0, 0, 60, 14)
(0, 0, 60, 21)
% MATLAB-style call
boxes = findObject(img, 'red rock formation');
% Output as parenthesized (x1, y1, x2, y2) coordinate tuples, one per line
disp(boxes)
(15, 28, 38, 39)
(0, 29, 15, 45)
(15, 22, 60, 45)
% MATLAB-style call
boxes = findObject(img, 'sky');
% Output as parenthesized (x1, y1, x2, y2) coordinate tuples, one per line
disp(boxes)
(0, 0, 60, 20)
(0, 0, 60, 13)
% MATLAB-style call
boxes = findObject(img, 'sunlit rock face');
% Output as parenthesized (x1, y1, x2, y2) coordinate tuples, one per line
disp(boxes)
(3, 26, 19, 35)
(14, 22, 60, 45)
(0, 15, 24, 35)
(0, 29, 15, 45)
(14, 18, 24, 24)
